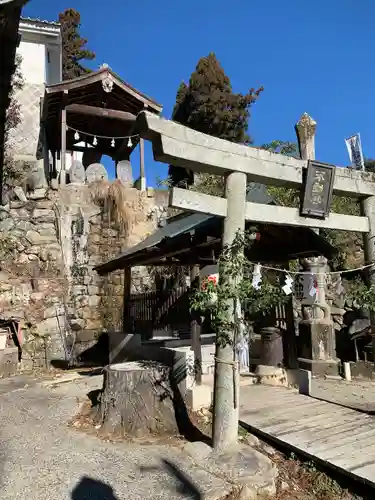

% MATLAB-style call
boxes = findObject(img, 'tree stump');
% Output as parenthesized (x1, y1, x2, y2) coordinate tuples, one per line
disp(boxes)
(96, 362, 180, 437)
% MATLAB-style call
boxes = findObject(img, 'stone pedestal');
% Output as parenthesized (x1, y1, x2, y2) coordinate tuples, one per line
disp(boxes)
(186, 384, 212, 410)
(298, 256, 338, 377)
(298, 319, 338, 376)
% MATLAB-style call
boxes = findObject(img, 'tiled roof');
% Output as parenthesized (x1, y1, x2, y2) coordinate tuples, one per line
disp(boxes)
(20, 16, 60, 26)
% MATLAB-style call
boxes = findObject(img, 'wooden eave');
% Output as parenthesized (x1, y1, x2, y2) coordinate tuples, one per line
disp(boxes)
(95, 213, 337, 275)
(42, 68, 162, 156)
(45, 68, 162, 113)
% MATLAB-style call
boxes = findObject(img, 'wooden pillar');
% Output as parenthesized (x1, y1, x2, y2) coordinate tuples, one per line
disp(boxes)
(190, 264, 202, 385)
(60, 106, 67, 186)
(139, 138, 146, 191)
(212, 170, 246, 452)
(122, 266, 132, 332)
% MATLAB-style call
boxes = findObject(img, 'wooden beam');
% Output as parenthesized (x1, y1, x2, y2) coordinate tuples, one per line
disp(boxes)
(170, 187, 370, 233)
(137, 111, 375, 199)
(66, 103, 136, 122)
(122, 266, 131, 332)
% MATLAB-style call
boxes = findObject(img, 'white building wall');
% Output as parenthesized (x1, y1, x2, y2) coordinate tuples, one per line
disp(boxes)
(18, 41, 46, 85)
(11, 20, 62, 167)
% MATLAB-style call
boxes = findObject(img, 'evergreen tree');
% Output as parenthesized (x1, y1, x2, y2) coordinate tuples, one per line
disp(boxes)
(59, 8, 95, 81)
(169, 53, 263, 190)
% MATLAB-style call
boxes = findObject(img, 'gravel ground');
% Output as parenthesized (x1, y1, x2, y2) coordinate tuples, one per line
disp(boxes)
(0, 375, 233, 500)
(311, 378, 375, 412)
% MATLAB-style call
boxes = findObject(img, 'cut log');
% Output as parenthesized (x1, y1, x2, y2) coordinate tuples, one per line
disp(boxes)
(96, 361, 180, 437)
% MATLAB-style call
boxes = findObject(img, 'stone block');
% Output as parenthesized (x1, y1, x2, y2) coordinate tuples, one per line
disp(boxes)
(9, 208, 29, 218)
(15, 220, 34, 232)
(84, 319, 102, 330)
(298, 369, 312, 396)
(298, 319, 336, 361)
(38, 228, 57, 237)
(87, 295, 101, 307)
(0, 347, 19, 377)
(25, 230, 56, 245)
(298, 358, 339, 377)
(0, 218, 15, 231)
(28, 188, 47, 200)
(35, 200, 54, 209)
(9, 200, 26, 209)
(71, 285, 88, 296)
(186, 384, 212, 411)
(38, 316, 64, 335)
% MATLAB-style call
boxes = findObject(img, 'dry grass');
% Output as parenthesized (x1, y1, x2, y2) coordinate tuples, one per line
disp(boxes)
(264, 453, 360, 500)
(89, 179, 135, 237)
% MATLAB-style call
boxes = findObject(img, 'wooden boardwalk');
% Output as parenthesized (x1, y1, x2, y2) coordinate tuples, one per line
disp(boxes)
(239, 384, 375, 487)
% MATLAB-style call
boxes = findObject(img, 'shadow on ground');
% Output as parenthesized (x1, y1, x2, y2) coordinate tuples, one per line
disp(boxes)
(140, 458, 203, 499)
(71, 461, 203, 500)
(71, 476, 118, 500)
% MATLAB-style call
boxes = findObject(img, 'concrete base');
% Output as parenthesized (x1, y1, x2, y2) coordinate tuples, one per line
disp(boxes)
(298, 357, 339, 377)
(186, 384, 212, 411)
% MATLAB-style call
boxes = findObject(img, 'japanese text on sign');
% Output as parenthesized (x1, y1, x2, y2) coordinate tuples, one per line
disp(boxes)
(300, 161, 335, 219)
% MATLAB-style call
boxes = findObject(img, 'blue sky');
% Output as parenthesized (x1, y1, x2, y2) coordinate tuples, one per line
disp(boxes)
(24, 0, 375, 186)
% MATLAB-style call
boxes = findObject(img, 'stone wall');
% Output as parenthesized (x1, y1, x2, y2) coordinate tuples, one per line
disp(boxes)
(0, 184, 169, 370)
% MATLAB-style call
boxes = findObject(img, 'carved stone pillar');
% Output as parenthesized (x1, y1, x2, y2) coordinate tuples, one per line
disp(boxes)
(294, 113, 338, 376)
(298, 257, 338, 376)
(295, 112, 316, 162)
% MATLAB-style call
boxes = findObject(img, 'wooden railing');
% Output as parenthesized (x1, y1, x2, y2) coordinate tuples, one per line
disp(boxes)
(124, 285, 190, 340)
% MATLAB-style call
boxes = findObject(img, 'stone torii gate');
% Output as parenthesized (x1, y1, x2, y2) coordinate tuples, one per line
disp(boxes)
(136, 109, 375, 451)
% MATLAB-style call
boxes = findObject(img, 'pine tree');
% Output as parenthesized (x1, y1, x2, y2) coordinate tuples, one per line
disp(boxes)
(169, 53, 263, 190)
(59, 8, 95, 81)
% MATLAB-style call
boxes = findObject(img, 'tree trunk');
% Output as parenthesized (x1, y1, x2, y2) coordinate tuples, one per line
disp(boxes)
(95, 361, 180, 437)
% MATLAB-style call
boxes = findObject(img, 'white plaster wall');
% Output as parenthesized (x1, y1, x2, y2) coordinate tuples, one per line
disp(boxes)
(18, 41, 46, 85)
(46, 45, 61, 85)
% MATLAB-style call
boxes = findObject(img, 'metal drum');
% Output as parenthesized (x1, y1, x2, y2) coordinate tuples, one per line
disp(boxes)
(260, 326, 283, 367)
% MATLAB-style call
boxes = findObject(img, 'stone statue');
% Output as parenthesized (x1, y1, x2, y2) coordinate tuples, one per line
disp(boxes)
(85, 163, 108, 184)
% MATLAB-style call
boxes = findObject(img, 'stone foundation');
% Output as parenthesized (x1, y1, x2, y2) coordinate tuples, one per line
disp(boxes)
(0, 184, 168, 372)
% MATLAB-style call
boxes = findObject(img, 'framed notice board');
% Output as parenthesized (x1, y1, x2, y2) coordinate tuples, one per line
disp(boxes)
(300, 160, 336, 219)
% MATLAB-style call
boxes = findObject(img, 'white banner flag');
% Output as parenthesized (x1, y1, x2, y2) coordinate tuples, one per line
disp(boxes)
(345, 133, 365, 170)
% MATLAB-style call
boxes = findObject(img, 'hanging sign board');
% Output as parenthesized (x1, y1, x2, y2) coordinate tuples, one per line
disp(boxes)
(345, 133, 365, 171)
(300, 160, 335, 219)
